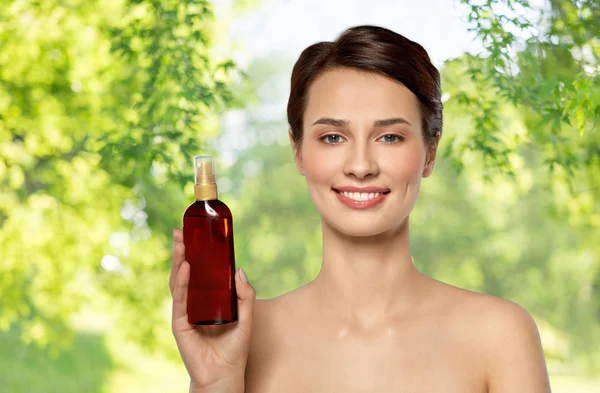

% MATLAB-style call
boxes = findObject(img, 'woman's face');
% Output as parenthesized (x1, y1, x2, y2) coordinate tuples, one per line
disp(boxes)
(291, 68, 437, 237)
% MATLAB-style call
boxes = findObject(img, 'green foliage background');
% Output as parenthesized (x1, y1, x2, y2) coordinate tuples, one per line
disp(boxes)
(0, 0, 598, 391)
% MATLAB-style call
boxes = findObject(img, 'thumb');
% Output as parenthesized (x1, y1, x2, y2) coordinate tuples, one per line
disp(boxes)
(235, 268, 256, 329)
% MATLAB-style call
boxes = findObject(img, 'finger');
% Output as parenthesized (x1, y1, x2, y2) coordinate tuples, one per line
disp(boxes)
(170, 242, 185, 296)
(173, 227, 183, 243)
(172, 261, 192, 333)
(169, 241, 186, 296)
(235, 268, 256, 333)
(170, 228, 186, 296)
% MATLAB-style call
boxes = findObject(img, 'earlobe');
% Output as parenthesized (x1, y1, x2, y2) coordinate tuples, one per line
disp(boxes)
(422, 132, 440, 178)
(423, 157, 436, 178)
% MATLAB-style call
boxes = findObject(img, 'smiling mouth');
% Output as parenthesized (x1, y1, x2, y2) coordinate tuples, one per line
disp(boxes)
(332, 189, 391, 202)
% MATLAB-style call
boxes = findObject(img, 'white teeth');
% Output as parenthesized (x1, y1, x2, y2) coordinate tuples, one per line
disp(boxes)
(340, 191, 383, 201)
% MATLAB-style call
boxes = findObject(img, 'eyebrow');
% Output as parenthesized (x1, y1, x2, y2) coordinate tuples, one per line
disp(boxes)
(311, 117, 412, 127)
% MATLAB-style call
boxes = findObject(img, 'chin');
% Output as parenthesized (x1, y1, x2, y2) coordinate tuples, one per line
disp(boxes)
(323, 215, 405, 238)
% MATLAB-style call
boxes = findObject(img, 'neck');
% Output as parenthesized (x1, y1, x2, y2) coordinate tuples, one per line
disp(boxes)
(309, 217, 427, 328)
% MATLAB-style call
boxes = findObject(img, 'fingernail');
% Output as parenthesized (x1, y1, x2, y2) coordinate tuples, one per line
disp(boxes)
(239, 268, 248, 283)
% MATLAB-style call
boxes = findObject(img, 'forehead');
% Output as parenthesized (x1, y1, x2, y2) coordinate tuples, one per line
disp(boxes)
(304, 68, 421, 126)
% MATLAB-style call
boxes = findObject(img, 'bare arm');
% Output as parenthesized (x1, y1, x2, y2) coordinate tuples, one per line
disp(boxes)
(483, 299, 552, 393)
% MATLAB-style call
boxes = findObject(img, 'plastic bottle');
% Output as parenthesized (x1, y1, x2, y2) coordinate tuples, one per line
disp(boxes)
(183, 155, 238, 325)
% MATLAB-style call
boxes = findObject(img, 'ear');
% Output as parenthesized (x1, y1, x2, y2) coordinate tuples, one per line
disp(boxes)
(422, 132, 440, 178)
(289, 129, 305, 176)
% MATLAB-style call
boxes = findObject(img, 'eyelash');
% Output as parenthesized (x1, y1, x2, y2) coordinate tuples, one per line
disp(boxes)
(319, 134, 405, 145)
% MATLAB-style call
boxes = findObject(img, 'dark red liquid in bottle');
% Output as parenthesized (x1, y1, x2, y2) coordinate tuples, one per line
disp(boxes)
(183, 199, 238, 325)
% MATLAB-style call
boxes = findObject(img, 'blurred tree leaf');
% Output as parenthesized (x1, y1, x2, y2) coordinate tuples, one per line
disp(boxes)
(0, 0, 243, 352)
(456, 0, 599, 180)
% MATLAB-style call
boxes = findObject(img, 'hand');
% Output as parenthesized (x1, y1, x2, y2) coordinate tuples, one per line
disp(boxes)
(170, 228, 255, 392)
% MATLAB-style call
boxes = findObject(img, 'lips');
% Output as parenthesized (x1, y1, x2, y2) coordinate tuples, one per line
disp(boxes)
(332, 187, 390, 209)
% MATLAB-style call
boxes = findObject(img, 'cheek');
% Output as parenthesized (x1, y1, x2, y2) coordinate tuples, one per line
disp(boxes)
(300, 146, 339, 184)
(381, 146, 426, 182)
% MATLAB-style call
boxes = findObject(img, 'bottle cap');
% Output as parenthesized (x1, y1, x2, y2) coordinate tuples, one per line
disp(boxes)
(193, 155, 218, 201)
(195, 156, 216, 185)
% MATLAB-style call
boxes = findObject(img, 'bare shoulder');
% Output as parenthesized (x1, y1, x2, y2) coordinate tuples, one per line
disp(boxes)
(470, 294, 539, 340)
(444, 283, 539, 335)
(249, 297, 286, 345)
(432, 280, 551, 392)
(251, 286, 305, 329)
(245, 290, 306, 391)
(434, 280, 543, 353)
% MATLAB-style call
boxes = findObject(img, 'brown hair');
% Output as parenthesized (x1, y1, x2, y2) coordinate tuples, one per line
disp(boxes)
(287, 25, 442, 148)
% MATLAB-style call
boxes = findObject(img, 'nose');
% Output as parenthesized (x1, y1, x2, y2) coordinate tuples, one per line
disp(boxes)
(343, 140, 379, 179)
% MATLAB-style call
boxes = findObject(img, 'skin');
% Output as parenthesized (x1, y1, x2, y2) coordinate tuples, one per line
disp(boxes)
(170, 67, 552, 393)
(243, 68, 552, 393)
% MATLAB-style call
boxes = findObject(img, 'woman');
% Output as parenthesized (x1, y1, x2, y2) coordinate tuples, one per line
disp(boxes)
(169, 25, 552, 393)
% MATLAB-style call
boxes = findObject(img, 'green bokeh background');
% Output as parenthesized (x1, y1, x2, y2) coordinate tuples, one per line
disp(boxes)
(0, 0, 599, 391)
